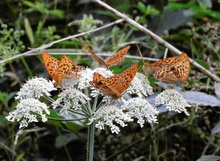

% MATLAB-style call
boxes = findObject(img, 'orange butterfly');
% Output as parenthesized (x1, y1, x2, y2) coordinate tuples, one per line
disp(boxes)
(80, 38, 130, 68)
(90, 64, 138, 99)
(42, 52, 85, 86)
(137, 46, 190, 84)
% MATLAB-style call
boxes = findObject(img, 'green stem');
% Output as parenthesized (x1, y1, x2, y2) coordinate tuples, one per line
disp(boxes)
(86, 122, 95, 161)
(21, 57, 33, 77)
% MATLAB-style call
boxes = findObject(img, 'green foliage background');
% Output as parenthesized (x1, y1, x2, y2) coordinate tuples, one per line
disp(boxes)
(0, 0, 219, 161)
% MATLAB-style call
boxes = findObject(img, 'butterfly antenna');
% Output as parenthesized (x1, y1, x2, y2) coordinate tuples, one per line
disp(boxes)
(79, 38, 106, 67)
(135, 43, 146, 65)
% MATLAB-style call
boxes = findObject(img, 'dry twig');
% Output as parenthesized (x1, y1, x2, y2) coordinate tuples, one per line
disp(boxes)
(0, 19, 124, 64)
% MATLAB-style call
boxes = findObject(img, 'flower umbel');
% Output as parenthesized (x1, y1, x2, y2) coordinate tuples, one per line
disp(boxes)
(123, 98, 158, 127)
(6, 98, 50, 128)
(155, 89, 191, 115)
(15, 77, 56, 100)
(127, 73, 153, 97)
(88, 105, 133, 134)
(52, 86, 90, 114)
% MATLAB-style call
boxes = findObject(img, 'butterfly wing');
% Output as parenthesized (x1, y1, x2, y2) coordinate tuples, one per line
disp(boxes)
(90, 72, 118, 97)
(171, 53, 190, 82)
(113, 63, 138, 94)
(103, 64, 138, 97)
(151, 65, 180, 83)
(57, 55, 77, 85)
(90, 64, 138, 99)
(80, 38, 106, 67)
(146, 53, 190, 83)
(105, 46, 130, 68)
(42, 51, 60, 83)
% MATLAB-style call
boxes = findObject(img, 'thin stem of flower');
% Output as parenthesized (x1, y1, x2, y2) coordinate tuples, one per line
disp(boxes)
(67, 109, 88, 117)
(80, 105, 93, 116)
(86, 121, 95, 161)
(43, 95, 56, 103)
(47, 117, 87, 121)
(84, 87, 92, 114)
(92, 96, 99, 112)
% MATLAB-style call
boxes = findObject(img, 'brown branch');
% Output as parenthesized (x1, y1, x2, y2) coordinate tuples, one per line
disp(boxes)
(93, 0, 220, 82)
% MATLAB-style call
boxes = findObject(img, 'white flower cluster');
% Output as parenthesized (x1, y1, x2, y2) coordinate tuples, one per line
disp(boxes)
(52, 86, 90, 114)
(6, 98, 50, 128)
(89, 97, 158, 133)
(127, 73, 153, 97)
(6, 77, 56, 128)
(155, 89, 191, 115)
(123, 98, 158, 127)
(88, 105, 133, 134)
(15, 77, 56, 99)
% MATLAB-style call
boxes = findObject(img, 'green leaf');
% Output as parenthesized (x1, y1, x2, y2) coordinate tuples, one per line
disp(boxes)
(23, 1, 36, 9)
(195, 59, 210, 69)
(64, 121, 84, 132)
(49, 9, 64, 18)
(46, 110, 64, 128)
(167, 2, 220, 19)
(24, 18, 35, 45)
(15, 153, 25, 161)
(198, 0, 212, 8)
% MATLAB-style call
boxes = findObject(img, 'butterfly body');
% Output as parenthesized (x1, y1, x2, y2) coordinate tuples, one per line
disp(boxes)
(42, 52, 84, 87)
(90, 64, 138, 99)
(80, 39, 130, 68)
(143, 53, 190, 84)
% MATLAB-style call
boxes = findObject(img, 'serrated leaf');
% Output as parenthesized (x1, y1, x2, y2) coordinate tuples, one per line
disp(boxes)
(182, 91, 220, 107)
(24, 18, 35, 45)
(211, 122, 220, 135)
(197, 155, 220, 161)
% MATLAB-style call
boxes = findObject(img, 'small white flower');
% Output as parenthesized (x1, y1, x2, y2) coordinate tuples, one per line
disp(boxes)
(15, 77, 56, 100)
(6, 98, 50, 128)
(78, 68, 94, 90)
(127, 73, 153, 97)
(123, 97, 158, 127)
(52, 86, 90, 114)
(88, 105, 133, 134)
(155, 89, 191, 115)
